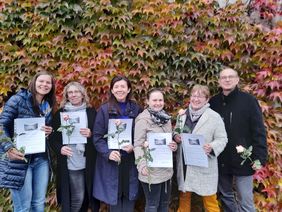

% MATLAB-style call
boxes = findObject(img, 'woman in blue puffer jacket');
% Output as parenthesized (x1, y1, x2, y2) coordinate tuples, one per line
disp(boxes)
(0, 71, 56, 212)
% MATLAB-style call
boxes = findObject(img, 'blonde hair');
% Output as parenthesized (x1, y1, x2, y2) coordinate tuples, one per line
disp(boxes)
(60, 82, 91, 108)
(191, 84, 210, 99)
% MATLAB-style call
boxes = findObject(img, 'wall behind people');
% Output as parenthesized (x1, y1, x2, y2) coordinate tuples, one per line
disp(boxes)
(0, 0, 281, 211)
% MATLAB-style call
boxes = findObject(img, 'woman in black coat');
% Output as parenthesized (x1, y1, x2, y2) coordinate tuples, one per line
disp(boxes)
(50, 82, 99, 212)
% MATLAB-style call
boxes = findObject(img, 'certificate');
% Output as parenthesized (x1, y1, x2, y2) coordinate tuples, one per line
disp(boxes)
(181, 133, 208, 168)
(107, 119, 133, 149)
(14, 117, 45, 154)
(147, 133, 173, 168)
(60, 112, 87, 145)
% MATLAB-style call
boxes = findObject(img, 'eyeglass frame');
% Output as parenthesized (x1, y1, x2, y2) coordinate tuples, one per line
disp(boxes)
(219, 75, 238, 80)
(190, 95, 207, 99)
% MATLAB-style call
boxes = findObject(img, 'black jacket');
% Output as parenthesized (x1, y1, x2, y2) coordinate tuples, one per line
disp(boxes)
(209, 87, 267, 176)
(49, 107, 97, 212)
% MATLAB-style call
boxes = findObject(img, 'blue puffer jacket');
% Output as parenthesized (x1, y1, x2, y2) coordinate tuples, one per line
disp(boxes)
(0, 88, 51, 189)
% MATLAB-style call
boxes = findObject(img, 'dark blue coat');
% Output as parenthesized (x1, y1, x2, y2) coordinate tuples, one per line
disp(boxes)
(0, 89, 52, 189)
(93, 101, 142, 205)
(210, 87, 267, 176)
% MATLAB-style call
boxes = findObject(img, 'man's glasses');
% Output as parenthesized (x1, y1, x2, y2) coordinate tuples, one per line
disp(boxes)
(219, 75, 238, 80)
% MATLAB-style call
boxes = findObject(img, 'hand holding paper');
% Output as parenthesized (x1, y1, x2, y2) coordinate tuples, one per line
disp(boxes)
(203, 143, 212, 155)
(168, 141, 177, 151)
(41, 125, 53, 136)
(80, 128, 91, 138)
(109, 150, 121, 163)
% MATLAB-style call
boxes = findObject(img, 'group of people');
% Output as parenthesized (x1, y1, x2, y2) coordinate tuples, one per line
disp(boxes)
(0, 67, 267, 212)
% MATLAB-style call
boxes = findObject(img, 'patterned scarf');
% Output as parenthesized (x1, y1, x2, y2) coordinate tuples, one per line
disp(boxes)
(188, 103, 210, 122)
(147, 107, 171, 126)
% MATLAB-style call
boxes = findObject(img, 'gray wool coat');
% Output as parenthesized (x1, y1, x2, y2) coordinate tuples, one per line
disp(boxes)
(176, 108, 227, 196)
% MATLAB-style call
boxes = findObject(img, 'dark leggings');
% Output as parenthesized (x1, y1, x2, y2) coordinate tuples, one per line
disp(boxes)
(141, 180, 171, 212)
(109, 195, 135, 212)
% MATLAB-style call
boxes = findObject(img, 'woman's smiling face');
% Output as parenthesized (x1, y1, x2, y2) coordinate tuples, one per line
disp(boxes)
(67, 85, 83, 106)
(147, 91, 164, 112)
(190, 91, 208, 111)
(35, 74, 52, 97)
(111, 79, 131, 103)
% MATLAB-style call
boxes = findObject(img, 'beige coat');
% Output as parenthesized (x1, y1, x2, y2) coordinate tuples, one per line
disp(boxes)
(134, 109, 173, 184)
(176, 108, 227, 196)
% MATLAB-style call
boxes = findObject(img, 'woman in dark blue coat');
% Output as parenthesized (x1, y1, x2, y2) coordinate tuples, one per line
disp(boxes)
(0, 71, 56, 211)
(93, 75, 142, 212)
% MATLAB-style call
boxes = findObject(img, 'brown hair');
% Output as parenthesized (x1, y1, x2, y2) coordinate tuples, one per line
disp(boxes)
(146, 88, 164, 100)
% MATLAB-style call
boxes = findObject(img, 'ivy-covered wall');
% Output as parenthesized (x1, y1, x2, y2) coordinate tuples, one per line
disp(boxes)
(0, 0, 281, 211)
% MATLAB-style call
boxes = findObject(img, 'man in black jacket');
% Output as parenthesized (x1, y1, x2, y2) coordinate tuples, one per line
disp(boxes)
(209, 67, 267, 212)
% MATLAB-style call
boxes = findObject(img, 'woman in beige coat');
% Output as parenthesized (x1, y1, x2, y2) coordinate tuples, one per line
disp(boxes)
(174, 85, 227, 212)
(134, 88, 177, 212)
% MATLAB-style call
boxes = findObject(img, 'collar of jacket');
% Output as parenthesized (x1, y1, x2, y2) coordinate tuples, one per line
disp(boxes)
(108, 101, 136, 118)
(18, 88, 35, 112)
(18, 88, 32, 100)
(220, 86, 239, 103)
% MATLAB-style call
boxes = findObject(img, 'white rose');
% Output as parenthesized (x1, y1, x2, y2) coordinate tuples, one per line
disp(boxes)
(236, 145, 245, 153)
(115, 119, 121, 126)
(143, 141, 149, 148)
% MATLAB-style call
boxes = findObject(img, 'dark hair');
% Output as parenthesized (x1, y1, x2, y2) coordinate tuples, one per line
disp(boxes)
(146, 88, 164, 100)
(28, 71, 56, 115)
(108, 75, 132, 113)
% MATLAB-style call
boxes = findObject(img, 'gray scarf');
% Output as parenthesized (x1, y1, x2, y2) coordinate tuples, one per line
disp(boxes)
(189, 103, 210, 122)
(64, 102, 87, 112)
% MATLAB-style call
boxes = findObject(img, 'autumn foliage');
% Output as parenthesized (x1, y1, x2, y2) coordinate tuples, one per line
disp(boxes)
(0, 0, 281, 211)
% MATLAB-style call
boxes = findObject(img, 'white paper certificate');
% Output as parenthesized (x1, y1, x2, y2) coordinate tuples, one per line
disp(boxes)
(14, 117, 45, 154)
(147, 133, 173, 168)
(107, 119, 133, 149)
(181, 133, 208, 168)
(60, 111, 87, 145)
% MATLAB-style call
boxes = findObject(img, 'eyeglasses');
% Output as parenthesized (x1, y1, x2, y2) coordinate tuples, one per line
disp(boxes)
(219, 75, 238, 80)
(67, 90, 81, 95)
(190, 95, 206, 99)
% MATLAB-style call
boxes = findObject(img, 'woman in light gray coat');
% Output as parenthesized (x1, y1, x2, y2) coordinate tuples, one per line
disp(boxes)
(174, 85, 227, 212)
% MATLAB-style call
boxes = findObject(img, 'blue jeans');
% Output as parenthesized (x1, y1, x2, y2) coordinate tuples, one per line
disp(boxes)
(11, 155, 49, 212)
(141, 180, 171, 212)
(69, 169, 85, 212)
(218, 174, 256, 212)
